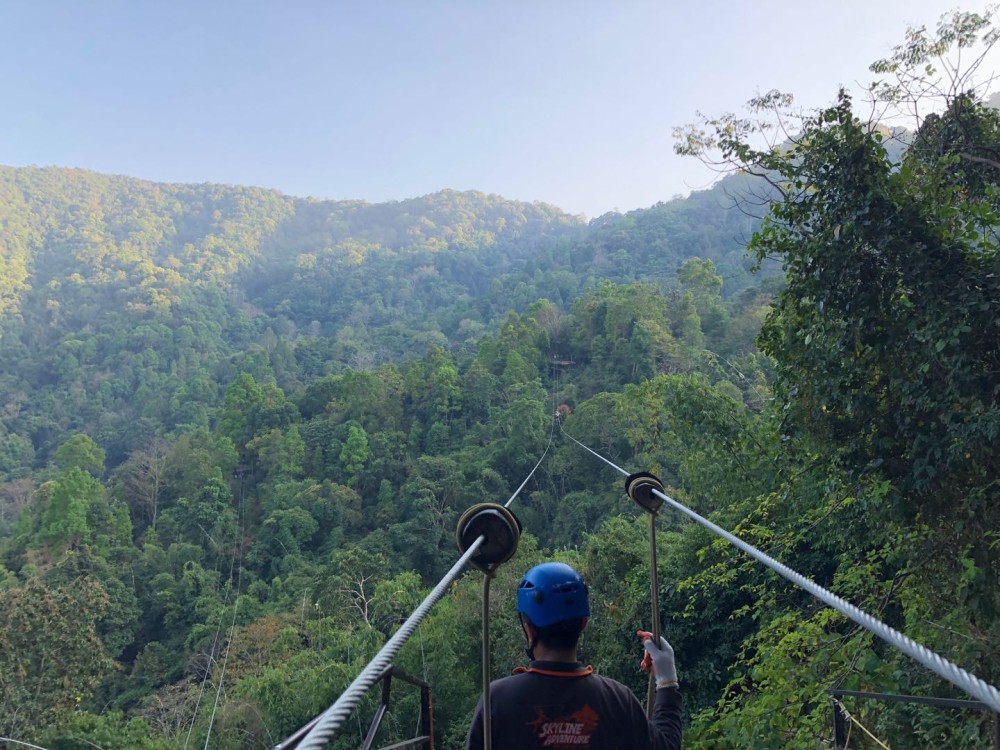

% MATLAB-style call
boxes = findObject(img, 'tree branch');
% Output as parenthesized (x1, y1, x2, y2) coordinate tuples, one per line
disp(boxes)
(959, 151, 1000, 169)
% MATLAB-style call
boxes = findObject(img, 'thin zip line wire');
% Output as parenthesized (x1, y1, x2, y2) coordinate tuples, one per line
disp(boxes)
(202, 472, 248, 748)
(182, 565, 235, 750)
(561, 427, 628, 475)
(202, 570, 243, 749)
(501, 374, 560, 510)
(184, 471, 246, 749)
(505, 431, 553, 509)
(564, 431, 1000, 714)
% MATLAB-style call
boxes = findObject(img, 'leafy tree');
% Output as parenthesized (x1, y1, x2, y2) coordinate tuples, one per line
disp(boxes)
(0, 577, 116, 737)
(339, 424, 370, 487)
(674, 9, 1000, 747)
(157, 469, 237, 564)
(249, 425, 307, 480)
(218, 372, 264, 452)
(41, 466, 103, 549)
(678, 257, 729, 340)
(54, 433, 106, 476)
(42, 710, 174, 750)
(0, 429, 34, 481)
(159, 430, 238, 509)
(250, 507, 319, 576)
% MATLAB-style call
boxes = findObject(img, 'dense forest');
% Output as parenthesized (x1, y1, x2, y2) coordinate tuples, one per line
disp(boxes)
(2, 12, 999, 750)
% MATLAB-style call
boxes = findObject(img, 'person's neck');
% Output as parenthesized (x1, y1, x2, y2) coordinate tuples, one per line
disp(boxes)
(532, 644, 578, 663)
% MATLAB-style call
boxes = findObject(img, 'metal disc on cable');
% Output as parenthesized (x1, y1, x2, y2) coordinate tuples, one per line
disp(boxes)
(625, 471, 665, 514)
(455, 503, 522, 572)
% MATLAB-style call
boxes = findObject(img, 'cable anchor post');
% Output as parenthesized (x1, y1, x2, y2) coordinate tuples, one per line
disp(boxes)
(626, 472, 666, 718)
(456, 503, 522, 750)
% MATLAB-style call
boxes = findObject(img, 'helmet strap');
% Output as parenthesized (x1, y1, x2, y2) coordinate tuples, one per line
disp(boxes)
(519, 614, 539, 661)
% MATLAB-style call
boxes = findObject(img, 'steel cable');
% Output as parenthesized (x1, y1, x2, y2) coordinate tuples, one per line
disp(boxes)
(0, 739, 51, 750)
(562, 429, 1000, 714)
(282, 418, 556, 748)
(280, 536, 485, 749)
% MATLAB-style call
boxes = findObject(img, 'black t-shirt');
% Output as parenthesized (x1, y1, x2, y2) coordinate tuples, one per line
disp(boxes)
(465, 661, 682, 750)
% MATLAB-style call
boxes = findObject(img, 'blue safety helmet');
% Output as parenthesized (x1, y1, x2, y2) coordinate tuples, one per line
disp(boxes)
(517, 562, 590, 627)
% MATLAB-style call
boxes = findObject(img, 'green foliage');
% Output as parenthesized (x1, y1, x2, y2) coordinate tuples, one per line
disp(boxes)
(0, 577, 116, 737)
(40, 466, 104, 548)
(748, 93, 1000, 517)
(218, 372, 264, 451)
(55, 433, 106, 476)
(42, 711, 174, 750)
(0, 430, 34, 482)
(670, 10, 1000, 747)
(7, 24, 1000, 745)
(158, 468, 237, 560)
(339, 424, 370, 485)
(0, 159, 831, 748)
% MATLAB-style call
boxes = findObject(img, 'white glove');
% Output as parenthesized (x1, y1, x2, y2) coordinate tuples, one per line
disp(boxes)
(643, 636, 678, 688)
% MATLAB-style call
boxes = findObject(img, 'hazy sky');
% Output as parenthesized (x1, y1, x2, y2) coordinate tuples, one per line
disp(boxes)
(2, 1, 997, 217)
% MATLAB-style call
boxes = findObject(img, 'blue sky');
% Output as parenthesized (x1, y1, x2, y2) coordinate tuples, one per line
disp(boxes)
(1, 1, 996, 217)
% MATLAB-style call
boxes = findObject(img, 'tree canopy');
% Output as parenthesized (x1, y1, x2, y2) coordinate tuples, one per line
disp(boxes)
(1, 10, 999, 748)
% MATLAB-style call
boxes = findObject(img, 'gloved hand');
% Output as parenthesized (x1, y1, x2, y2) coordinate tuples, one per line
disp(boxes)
(637, 630, 678, 688)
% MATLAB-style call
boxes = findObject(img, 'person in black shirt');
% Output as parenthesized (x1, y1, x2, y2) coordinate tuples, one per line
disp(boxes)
(466, 562, 682, 749)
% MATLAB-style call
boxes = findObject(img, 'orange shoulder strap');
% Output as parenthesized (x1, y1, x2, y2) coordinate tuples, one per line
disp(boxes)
(512, 665, 594, 677)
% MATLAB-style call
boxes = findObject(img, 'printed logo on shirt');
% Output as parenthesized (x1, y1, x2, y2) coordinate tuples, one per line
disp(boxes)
(526, 704, 599, 747)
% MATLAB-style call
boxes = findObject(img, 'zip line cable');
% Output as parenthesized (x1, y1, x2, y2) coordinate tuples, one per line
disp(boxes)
(202, 558, 244, 748)
(505, 429, 553, 510)
(561, 429, 1000, 714)
(277, 537, 486, 749)
(182, 557, 237, 750)
(184, 473, 246, 750)
(201, 470, 249, 748)
(561, 428, 626, 474)
(184, 467, 251, 748)
(279, 424, 555, 749)
(0, 739, 51, 750)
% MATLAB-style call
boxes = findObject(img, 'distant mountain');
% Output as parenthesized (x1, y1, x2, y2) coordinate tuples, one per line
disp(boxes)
(0, 165, 764, 352)
(0, 165, 769, 466)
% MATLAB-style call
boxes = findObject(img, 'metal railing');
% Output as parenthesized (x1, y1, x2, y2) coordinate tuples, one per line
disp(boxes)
(829, 688, 1000, 749)
(277, 666, 433, 750)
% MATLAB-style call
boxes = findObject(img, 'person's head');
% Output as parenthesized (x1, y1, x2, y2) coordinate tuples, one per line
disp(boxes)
(516, 562, 590, 658)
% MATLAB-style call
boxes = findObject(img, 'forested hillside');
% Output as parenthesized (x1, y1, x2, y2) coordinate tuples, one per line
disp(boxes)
(0, 165, 764, 473)
(2, 12, 999, 750)
(0, 159, 774, 748)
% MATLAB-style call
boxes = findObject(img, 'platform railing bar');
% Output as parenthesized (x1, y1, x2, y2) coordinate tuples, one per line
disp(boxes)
(376, 739, 431, 750)
(828, 688, 992, 710)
